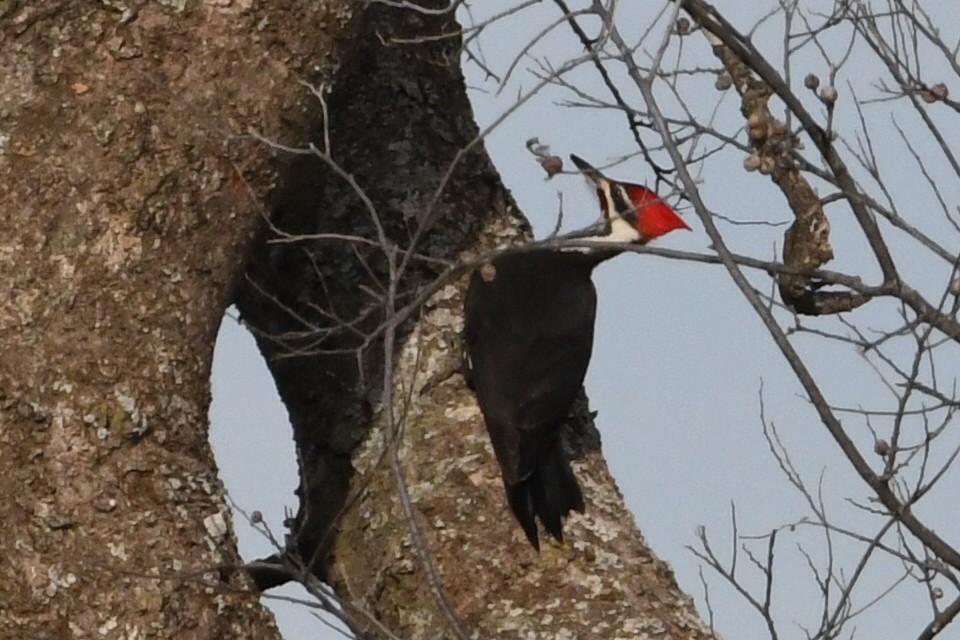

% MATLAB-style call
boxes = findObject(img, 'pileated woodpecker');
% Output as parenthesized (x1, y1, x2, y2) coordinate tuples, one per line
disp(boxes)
(463, 155, 689, 550)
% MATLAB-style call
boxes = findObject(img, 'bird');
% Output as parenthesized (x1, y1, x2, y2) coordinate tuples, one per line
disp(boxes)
(462, 154, 690, 550)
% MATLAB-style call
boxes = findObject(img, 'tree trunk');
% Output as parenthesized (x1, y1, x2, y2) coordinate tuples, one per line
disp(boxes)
(233, 2, 715, 638)
(0, 2, 352, 637)
(2, 1, 713, 637)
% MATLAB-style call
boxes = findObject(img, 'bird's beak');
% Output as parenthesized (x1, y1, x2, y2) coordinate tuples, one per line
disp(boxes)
(571, 154, 621, 226)
(569, 154, 609, 190)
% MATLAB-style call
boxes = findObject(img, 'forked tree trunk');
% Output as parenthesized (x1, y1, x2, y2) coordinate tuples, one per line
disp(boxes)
(2, 2, 712, 638)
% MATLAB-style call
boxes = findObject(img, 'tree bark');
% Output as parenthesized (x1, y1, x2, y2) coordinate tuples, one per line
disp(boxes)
(0, 1, 351, 637)
(2, 0, 714, 637)
(233, 2, 715, 638)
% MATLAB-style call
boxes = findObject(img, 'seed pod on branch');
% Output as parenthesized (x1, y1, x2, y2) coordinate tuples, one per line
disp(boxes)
(819, 85, 838, 106)
(922, 82, 949, 103)
(540, 155, 563, 178)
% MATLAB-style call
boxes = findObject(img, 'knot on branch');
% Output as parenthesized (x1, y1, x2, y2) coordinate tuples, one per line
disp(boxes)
(780, 204, 845, 314)
(777, 285, 868, 316)
(695, 16, 864, 316)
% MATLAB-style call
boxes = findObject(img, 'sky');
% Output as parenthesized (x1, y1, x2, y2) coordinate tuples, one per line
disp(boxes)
(210, 2, 960, 638)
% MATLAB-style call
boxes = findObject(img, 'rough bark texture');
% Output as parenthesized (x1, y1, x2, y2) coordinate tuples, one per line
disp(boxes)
(0, 1, 351, 637)
(233, 0, 514, 591)
(233, 2, 715, 638)
(338, 240, 715, 639)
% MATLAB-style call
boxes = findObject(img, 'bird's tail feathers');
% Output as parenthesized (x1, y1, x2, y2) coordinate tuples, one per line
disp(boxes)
(506, 440, 584, 551)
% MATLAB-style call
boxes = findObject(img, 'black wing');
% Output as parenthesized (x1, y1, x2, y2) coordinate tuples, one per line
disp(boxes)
(464, 251, 597, 483)
(463, 251, 597, 547)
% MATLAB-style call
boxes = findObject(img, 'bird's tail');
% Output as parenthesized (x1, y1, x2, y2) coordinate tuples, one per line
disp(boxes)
(506, 440, 585, 551)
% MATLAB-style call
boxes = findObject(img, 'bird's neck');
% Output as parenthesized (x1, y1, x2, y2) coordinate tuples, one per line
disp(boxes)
(556, 244, 622, 267)
(558, 217, 639, 251)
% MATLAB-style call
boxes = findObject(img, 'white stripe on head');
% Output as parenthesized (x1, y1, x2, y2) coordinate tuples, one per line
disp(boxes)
(560, 175, 641, 252)
(561, 217, 639, 252)
(605, 216, 641, 242)
(589, 180, 640, 243)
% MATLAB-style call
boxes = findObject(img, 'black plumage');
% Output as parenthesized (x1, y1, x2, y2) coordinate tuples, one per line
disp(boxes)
(463, 248, 615, 549)
(463, 155, 689, 549)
